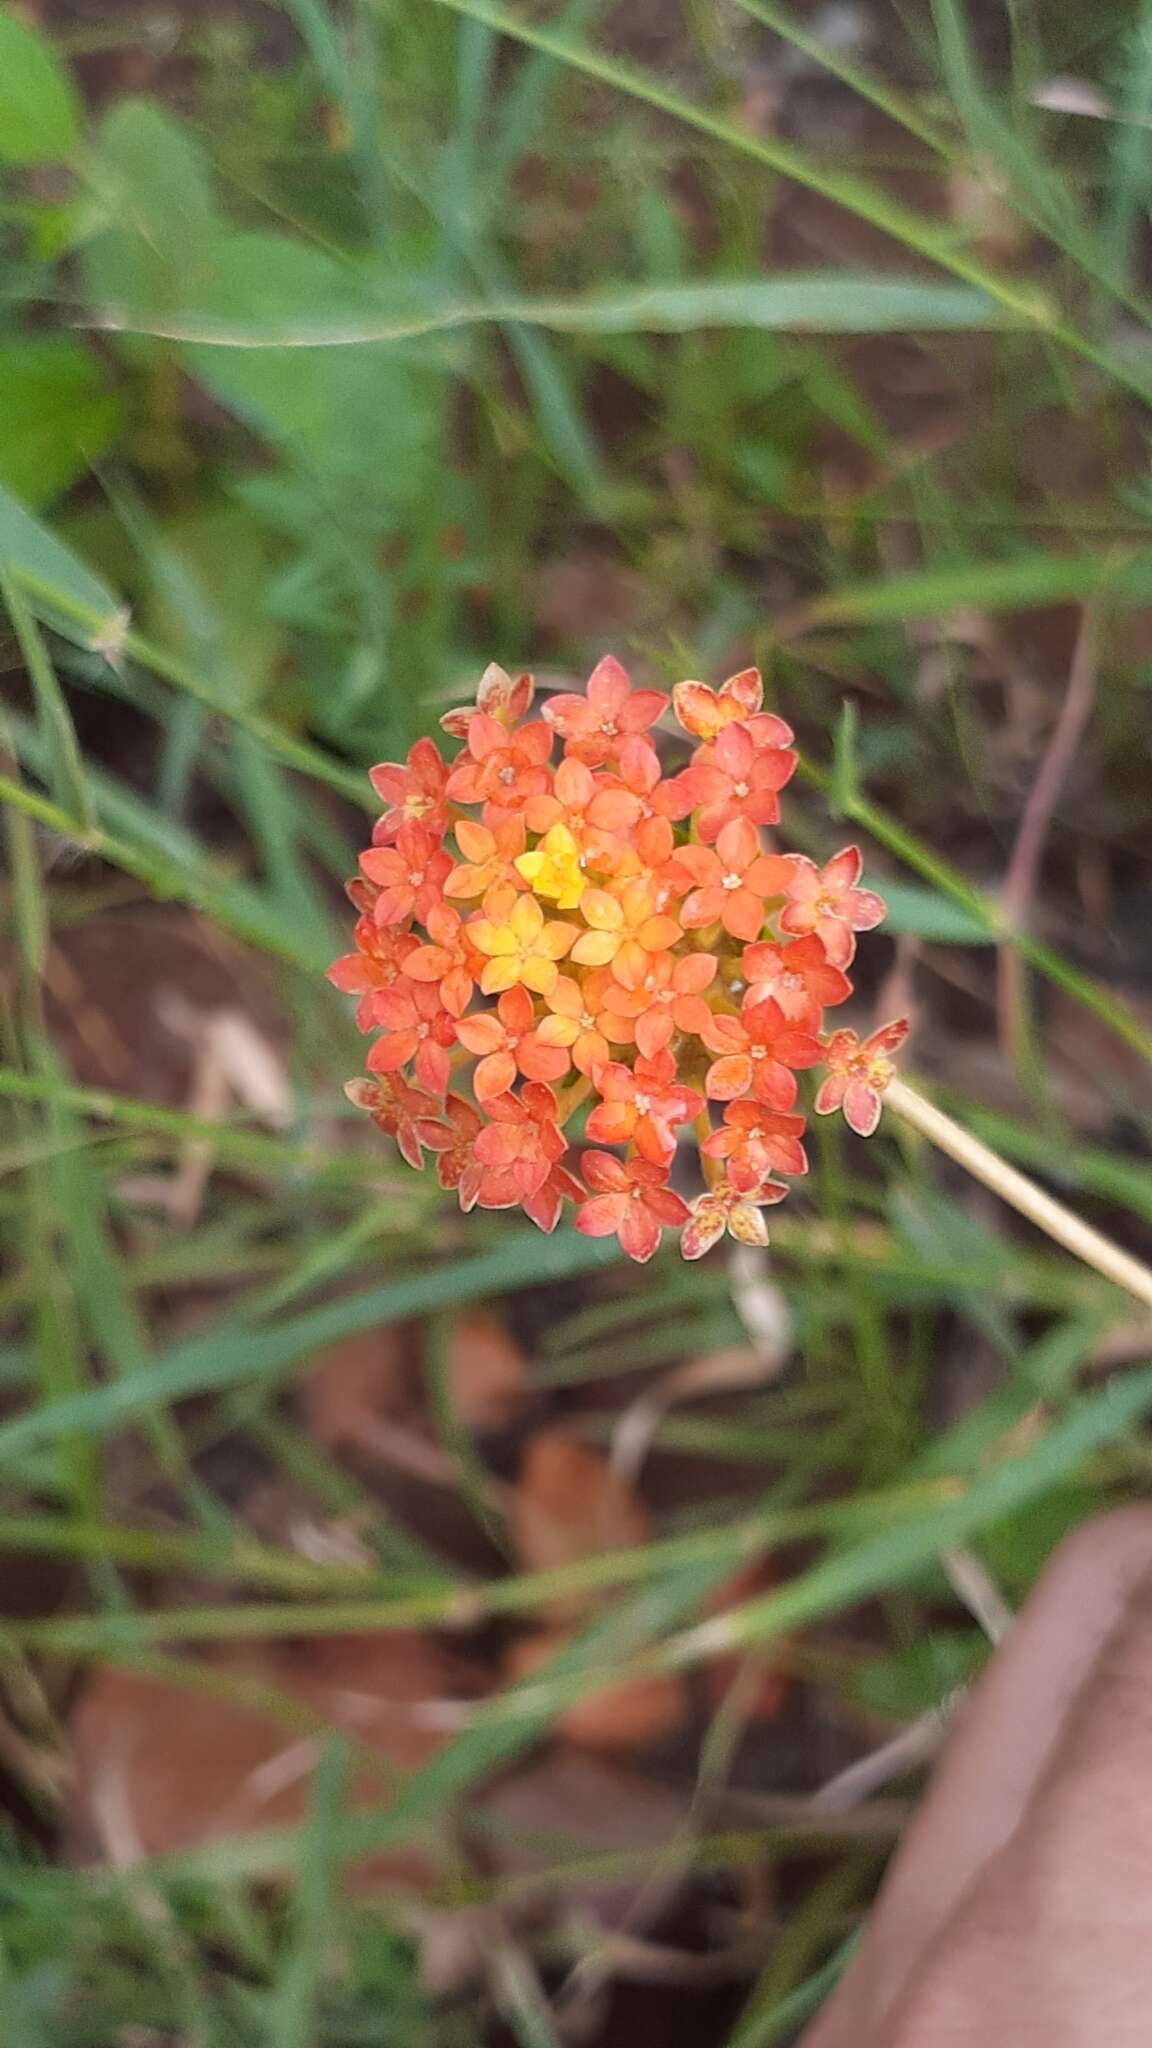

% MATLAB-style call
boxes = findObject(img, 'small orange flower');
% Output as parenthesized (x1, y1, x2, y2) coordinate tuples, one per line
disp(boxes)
(440, 661, 534, 739)
(701, 995, 822, 1111)
(523, 753, 641, 843)
(673, 665, 763, 741)
(358, 822, 451, 927)
(400, 902, 477, 1018)
(702, 1101, 808, 1187)
(575, 1151, 689, 1263)
(327, 920, 419, 1032)
(671, 818, 791, 944)
(445, 713, 553, 822)
(599, 735, 698, 824)
(419, 1093, 485, 1207)
(586, 1049, 702, 1165)
(443, 816, 527, 901)
(779, 846, 887, 970)
(365, 980, 456, 1097)
(572, 879, 682, 986)
(522, 1160, 586, 1236)
(741, 935, 852, 1032)
(369, 737, 450, 842)
(542, 655, 669, 767)
(455, 984, 571, 1100)
(685, 717, 796, 843)
(681, 1176, 789, 1259)
(536, 969, 635, 1074)
(814, 1018, 909, 1137)
(471, 1082, 567, 1207)
(344, 1074, 440, 1171)
(467, 887, 576, 996)
(601, 950, 716, 1059)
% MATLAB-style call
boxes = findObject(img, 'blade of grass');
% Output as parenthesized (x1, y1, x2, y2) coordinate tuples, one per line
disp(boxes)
(790, 547, 1152, 626)
(0, 1228, 623, 1468)
(1100, 3, 1152, 303)
(798, 733, 1152, 1065)
(0, 742, 92, 1508)
(266, 1736, 349, 2048)
(7, 1479, 957, 1653)
(85, 274, 1015, 345)
(0, 571, 93, 830)
(0, 767, 330, 967)
(672, 1366, 1152, 1668)
(10, 568, 373, 808)
(0, 1064, 421, 1185)
(734, 0, 950, 154)
(418, 0, 1152, 401)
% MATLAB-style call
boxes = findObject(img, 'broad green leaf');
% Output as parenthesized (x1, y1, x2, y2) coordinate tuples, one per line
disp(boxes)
(173, 235, 442, 517)
(0, 339, 121, 509)
(0, 12, 79, 164)
(81, 98, 219, 317)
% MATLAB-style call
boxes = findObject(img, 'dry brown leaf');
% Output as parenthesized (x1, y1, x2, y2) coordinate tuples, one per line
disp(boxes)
(504, 1631, 685, 1754)
(482, 1748, 690, 1926)
(447, 1313, 530, 1432)
(67, 1631, 480, 1894)
(511, 1431, 650, 1608)
(300, 1328, 459, 1491)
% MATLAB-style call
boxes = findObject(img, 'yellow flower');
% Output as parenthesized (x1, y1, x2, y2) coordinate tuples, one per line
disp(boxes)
(514, 823, 586, 910)
(467, 888, 577, 996)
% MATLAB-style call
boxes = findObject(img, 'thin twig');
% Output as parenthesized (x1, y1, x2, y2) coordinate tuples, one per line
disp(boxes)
(887, 1077, 1152, 1311)
(942, 1547, 1013, 1643)
(997, 607, 1101, 1072)
(808, 1699, 957, 1814)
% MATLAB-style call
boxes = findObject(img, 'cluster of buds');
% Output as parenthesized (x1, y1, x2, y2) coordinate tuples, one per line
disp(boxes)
(331, 658, 908, 1263)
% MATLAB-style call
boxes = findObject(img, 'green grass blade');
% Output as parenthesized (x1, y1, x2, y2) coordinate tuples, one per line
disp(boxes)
(733, 0, 949, 154)
(9, 568, 373, 808)
(266, 1736, 350, 2048)
(0, 1230, 621, 1468)
(1101, 4, 1152, 300)
(87, 274, 1014, 345)
(797, 547, 1152, 625)
(672, 1367, 1152, 1665)
(0, 572, 93, 829)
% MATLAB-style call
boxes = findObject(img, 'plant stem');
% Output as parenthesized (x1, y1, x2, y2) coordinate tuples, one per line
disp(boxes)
(887, 1078, 1152, 1313)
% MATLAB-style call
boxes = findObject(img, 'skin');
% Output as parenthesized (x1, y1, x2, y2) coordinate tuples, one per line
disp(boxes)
(800, 1508, 1152, 2047)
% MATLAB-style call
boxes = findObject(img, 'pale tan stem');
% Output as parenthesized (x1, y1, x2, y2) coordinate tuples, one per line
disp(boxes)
(886, 1077, 1152, 1313)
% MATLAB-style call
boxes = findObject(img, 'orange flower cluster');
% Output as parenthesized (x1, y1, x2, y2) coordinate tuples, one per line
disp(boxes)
(332, 658, 907, 1263)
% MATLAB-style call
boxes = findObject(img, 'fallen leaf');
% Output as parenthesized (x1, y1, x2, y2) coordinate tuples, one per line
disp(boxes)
(301, 1328, 458, 1491)
(447, 1313, 530, 1432)
(511, 1430, 650, 1617)
(67, 1631, 481, 1894)
(504, 1631, 685, 1753)
(481, 1748, 690, 1925)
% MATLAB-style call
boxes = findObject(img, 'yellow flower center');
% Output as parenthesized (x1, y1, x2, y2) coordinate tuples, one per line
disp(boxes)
(722, 872, 742, 891)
